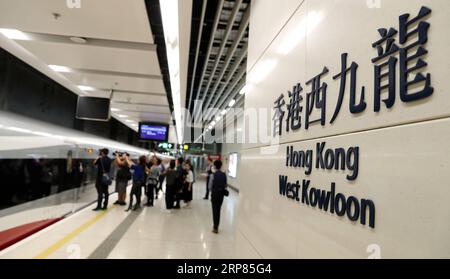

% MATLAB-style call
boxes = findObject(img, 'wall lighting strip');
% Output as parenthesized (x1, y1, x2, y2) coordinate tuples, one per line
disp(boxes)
(160, 0, 183, 144)
(0, 28, 31, 41)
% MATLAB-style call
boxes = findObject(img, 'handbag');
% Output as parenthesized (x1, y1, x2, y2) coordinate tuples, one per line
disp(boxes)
(100, 158, 112, 186)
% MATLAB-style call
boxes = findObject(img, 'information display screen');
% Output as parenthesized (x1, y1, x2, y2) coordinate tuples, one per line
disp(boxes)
(139, 123, 169, 142)
(76, 96, 110, 121)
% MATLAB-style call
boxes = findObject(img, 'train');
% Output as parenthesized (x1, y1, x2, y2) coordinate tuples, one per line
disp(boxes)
(0, 110, 173, 234)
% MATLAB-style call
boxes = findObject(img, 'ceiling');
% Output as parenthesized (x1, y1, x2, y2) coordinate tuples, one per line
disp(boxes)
(187, 0, 250, 127)
(0, 0, 172, 130)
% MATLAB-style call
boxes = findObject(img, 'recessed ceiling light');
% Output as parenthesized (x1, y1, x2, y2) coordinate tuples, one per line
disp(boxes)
(118, 115, 128, 118)
(228, 99, 236, 107)
(0, 28, 30, 41)
(70, 37, 87, 44)
(239, 85, 247, 95)
(215, 116, 221, 122)
(78, 85, 95, 91)
(49, 65, 71, 73)
(221, 110, 227, 116)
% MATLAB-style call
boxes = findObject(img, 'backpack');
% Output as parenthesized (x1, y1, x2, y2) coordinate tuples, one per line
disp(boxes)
(117, 166, 131, 181)
(100, 158, 112, 186)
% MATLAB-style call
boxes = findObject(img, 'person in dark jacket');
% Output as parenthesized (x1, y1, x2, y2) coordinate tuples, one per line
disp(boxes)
(164, 160, 178, 213)
(174, 157, 187, 209)
(93, 148, 112, 211)
(209, 160, 228, 234)
(125, 155, 148, 211)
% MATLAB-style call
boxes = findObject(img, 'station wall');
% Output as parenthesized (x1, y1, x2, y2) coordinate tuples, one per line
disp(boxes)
(237, 0, 450, 258)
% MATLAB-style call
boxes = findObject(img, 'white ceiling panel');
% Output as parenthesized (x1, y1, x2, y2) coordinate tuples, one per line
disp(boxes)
(0, 0, 153, 43)
(111, 103, 171, 115)
(112, 93, 169, 106)
(118, 111, 171, 123)
(17, 40, 161, 75)
(0, 0, 172, 127)
(62, 72, 166, 94)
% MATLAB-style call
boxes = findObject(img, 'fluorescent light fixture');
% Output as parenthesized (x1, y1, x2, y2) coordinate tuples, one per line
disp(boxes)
(221, 110, 227, 116)
(239, 85, 247, 95)
(228, 99, 236, 108)
(211, 121, 216, 126)
(30, 131, 55, 138)
(77, 85, 95, 91)
(160, 0, 183, 145)
(111, 108, 121, 112)
(0, 28, 30, 41)
(215, 116, 221, 122)
(49, 65, 72, 73)
(118, 114, 128, 118)
(5, 126, 32, 133)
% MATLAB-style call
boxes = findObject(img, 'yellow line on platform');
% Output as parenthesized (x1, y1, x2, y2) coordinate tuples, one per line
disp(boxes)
(34, 206, 115, 259)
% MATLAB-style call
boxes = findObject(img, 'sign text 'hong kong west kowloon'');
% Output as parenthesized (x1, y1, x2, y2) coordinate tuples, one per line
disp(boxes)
(273, 6, 433, 229)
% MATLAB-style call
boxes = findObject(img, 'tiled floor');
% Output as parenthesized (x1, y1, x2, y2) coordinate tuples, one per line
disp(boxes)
(0, 179, 261, 259)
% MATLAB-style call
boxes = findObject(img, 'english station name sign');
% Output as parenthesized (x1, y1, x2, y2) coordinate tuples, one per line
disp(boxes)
(274, 6, 434, 229)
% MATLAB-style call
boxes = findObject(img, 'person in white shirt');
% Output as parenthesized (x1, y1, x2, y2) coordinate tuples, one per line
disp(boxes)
(183, 163, 194, 208)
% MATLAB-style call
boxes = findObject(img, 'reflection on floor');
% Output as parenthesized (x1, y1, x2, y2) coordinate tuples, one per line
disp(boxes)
(0, 178, 261, 259)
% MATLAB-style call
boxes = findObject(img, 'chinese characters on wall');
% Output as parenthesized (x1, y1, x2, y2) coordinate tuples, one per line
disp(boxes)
(273, 6, 433, 137)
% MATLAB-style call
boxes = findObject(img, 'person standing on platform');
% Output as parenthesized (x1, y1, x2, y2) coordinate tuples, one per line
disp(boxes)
(183, 162, 194, 208)
(164, 160, 178, 213)
(174, 157, 187, 209)
(185, 158, 196, 184)
(156, 158, 166, 199)
(146, 158, 160, 207)
(209, 160, 228, 234)
(203, 158, 213, 200)
(125, 155, 148, 211)
(114, 152, 131, 206)
(93, 148, 113, 211)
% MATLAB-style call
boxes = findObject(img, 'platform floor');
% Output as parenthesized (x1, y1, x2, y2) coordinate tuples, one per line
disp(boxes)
(0, 179, 260, 259)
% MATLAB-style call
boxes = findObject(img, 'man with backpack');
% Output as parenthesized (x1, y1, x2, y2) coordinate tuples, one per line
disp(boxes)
(93, 148, 113, 211)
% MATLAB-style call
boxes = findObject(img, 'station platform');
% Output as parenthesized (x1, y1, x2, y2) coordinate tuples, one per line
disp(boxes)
(0, 179, 258, 259)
